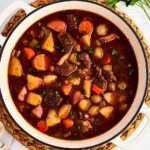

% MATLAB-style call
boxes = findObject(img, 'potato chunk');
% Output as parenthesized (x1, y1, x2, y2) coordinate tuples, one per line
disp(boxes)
(42, 31, 55, 53)
(91, 95, 102, 104)
(43, 74, 57, 85)
(32, 105, 43, 119)
(88, 106, 99, 116)
(96, 24, 108, 36)
(99, 106, 114, 119)
(94, 47, 103, 59)
(9, 56, 23, 77)
(46, 109, 61, 127)
(58, 104, 71, 119)
(27, 92, 42, 106)
(78, 99, 91, 111)
(103, 92, 116, 105)
(27, 74, 43, 90)
(83, 80, 91, 98)
(80, 34, 91, 47)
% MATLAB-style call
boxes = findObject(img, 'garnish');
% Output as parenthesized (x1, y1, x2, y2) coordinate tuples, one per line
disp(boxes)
(106, 0, 150, 21)
(87, 47, 94, 54)
(112, 48, 118, 56)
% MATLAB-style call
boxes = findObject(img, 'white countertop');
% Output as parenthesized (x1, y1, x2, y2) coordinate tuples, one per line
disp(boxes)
(0, 1, 150, 150)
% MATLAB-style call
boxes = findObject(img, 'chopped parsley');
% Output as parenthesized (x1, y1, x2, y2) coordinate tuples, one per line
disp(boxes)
(112, 48, 118, 56)
(87, 47, 94, 54)
(54, 91, 61, 97)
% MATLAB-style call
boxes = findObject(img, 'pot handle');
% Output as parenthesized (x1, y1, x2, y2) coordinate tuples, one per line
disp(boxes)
(0, 0, 35, 46)
(112, 103, 150, 149)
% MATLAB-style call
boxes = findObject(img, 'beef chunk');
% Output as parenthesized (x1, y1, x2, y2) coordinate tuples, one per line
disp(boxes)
(79, 52, 92, 69)
(55, 62, 77, 77)
(58, 32, 76, 52)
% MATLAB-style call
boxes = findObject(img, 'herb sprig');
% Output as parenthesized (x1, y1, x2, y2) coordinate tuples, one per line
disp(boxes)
(106, 0, 150, 21)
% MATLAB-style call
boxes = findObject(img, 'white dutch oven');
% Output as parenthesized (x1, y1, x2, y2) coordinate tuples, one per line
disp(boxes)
(0, 0, 150, 149)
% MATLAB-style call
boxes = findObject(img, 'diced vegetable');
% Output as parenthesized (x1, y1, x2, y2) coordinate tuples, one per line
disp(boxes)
(81, 120, 93, 133)
(18, 86, 27, 101)
(27, 74, 43, 90)
(26, 92, 42, 106)
(96, 24, 108, 36)
(108, 82, 116, 91)
(63, 119, 74, 129)
(58, 104, 71, 119)
(23, 47, 35, 60)
(103, 55, 111, 64)
(43, 74, 57, 85)
(9, 56, 23, 77)
(29, 39, 39, 49)
(91, 95, 102, 104)
(69, 53, 80, 65)
(69, 77, 81, 86)
(91, 84, 103, 95)
(57, 52, 71, 66)
(118, 82, 127, 90)
(61, 84, 72, 95)
(46, 109, 61, 127)
(88, 106, 99, 116)
(94, 47, 103, 59)
(78, 99, 91, 111)
(103, 92, 116, 105)
(72, 91, 82, 105)
(103, 64, 112, 72)
(112, 48, 118, 56)
(99, 33, 119, 43)
(79, 20, 93, 34)
(36, 120, 48, 132)
(99, 106, 114, 119)
(47, 20, 67, 32)
(42, 31, 55, 53)
(80, 34, 91, 47)
(95, 40, 102, 46)
(83, 80, 91, 98)
(32, 105, 43, 118)
(32, 54, 49, 71)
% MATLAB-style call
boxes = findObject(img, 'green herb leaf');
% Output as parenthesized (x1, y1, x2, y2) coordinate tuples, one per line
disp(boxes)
(106, 0, 150, 21)
(112, 48, 118, 56)
(106, 0, 119, 7)
(87, 47, 94, 54)
(54, 91, 61, 97)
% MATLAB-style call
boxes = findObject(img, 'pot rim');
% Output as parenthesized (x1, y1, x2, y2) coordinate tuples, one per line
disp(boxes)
(0, 0, 148, 149)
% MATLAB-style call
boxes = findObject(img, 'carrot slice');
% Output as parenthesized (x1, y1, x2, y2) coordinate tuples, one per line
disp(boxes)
(47, 20, 67, 32)
(79, 20, 93, 34)
(23, 47, 35, 60)
(63, 119, 74, 129)
(72, 91, 82, 105)
(36, 120, 48, 132)
(92, 84, 103, 94)
(61, 84, 72, 96)
(32, 54, 49, 71)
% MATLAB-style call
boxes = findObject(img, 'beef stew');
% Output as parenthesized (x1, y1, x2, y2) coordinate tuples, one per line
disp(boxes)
(8, 10, 138, 140)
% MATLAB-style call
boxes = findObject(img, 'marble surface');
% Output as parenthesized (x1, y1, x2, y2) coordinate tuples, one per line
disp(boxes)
(0, 0, 150, 150)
